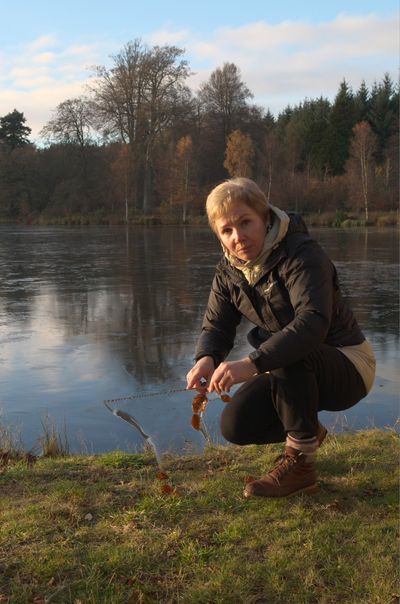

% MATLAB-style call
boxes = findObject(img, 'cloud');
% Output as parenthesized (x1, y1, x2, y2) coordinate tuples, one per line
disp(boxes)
(146, 28, 191, 46)
(0, 34, 106, 137)
(185, 13, 397, 60)
(26, 34, 58, 52)
(33, 52, 57, 65)
(181, 13, 398, 112)
(0, 13, 398, 139)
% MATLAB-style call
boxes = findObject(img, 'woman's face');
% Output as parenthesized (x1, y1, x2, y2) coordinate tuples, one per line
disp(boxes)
(214, 200, 267, 261)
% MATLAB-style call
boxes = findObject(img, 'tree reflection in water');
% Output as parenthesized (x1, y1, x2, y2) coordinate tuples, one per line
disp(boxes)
(0, 225, 398, 452)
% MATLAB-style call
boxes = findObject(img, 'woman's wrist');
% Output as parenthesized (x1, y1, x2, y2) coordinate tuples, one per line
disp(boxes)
(248, 350, 266, 373)
(195, 354, 216, 368)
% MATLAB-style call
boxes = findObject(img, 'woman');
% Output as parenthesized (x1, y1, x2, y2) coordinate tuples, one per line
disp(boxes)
(186, 177, 375, 498)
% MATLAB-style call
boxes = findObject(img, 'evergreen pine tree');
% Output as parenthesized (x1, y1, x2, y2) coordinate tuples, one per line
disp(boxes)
(0, 109, 31, 149)
(368, 73, 397, 162)
(326, 80, 357, 175)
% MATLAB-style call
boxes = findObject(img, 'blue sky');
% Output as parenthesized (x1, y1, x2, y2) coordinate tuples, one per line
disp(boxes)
(0, 0, 398, 138)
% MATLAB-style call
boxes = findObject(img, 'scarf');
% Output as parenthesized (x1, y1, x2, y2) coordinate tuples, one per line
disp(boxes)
(224, 205, 290, 286)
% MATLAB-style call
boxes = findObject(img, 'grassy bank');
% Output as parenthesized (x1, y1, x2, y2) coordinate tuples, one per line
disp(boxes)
(0, 429, 398, 604)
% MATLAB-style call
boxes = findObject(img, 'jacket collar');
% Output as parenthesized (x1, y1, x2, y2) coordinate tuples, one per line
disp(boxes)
(218, 212, 309, 286)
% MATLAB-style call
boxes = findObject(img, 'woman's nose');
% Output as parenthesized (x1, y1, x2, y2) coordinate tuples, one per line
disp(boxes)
(233, 228, 245, 242)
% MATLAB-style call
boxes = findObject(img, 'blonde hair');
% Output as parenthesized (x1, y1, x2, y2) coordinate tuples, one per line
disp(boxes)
(206, 177, 269, 232)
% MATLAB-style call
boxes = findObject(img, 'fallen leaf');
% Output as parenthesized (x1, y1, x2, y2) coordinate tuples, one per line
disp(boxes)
(160, 484, 174, 494)
(157, 471, 169, 480)
(84, 513, 93, 521)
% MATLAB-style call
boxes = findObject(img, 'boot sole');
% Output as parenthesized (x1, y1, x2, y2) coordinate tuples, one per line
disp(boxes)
(287, 482, 319, 497)
(244, 482, 319, 499)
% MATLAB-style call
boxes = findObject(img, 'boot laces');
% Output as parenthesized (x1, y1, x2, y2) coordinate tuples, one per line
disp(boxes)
(270, 452, 299, 482)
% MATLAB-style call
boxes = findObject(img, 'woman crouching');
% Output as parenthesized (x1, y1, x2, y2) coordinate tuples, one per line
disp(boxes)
(186, 177, 375, 498)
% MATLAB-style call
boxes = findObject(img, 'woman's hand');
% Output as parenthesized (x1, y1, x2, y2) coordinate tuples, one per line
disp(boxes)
(186, 356, 215, 393)
(208, 358, 257, 395)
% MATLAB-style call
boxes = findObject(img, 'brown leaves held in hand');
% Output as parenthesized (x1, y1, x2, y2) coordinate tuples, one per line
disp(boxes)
(191, 393, 208, 431)
(191, 414, 201, 431)
(157, 471, 169, 480)
(192, 393, 208, 414)
(220, 394, 232, 403)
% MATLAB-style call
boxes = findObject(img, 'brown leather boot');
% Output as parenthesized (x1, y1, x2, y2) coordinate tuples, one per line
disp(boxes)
(244, 446, 318, 498)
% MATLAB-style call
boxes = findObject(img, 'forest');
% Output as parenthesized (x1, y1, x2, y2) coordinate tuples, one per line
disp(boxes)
(0, 39, 398, 226)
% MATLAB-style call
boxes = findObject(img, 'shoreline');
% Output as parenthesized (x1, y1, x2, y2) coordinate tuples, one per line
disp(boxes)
(0, 210, 398, 228)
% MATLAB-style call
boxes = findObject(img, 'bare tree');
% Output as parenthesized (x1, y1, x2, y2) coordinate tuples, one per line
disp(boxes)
(111, 144, 131, 222)
(40, 97, 93, 148)
(40, 96, 94, 192)
(347, 121, 378, 221)
(175, 135, 193, 223)
(262, 131, 282, 204)
(90, 39, 191, 212)
(199, 63, 253, 139)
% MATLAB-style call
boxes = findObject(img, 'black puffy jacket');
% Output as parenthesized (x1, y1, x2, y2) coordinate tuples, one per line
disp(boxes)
(195, 213, 365, 373)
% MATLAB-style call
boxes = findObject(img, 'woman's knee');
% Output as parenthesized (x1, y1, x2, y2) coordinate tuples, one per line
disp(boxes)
(270, 358, 308, 382)
(220, 394, 285, 445)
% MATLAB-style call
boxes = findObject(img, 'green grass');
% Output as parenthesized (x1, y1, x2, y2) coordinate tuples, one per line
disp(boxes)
(0, 429, 398, 603)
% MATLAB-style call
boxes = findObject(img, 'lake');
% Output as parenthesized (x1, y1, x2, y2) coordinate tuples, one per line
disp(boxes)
(0, 225, 398, 454)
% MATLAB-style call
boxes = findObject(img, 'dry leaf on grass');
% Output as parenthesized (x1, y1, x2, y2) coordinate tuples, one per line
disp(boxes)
(157, 471, 169, 480)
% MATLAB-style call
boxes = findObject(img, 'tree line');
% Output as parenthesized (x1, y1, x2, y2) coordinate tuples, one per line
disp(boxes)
(0, 39, 398, 225)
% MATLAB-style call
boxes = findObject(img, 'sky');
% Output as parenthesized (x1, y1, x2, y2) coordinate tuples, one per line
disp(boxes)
(0, 0, 398, 140)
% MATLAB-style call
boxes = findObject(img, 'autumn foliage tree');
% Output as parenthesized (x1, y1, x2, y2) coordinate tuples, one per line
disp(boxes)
(347, 121, 378, 221)
(0, 60, 397, 223)
(224, 130, 255, 178)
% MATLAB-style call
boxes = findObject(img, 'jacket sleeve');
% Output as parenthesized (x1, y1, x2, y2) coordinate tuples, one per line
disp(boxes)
(249, 240, 333, 372)
(195, 271, 242, 366)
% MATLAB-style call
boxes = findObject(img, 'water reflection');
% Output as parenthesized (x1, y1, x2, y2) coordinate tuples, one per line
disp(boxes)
(0, 225, 398, 453)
